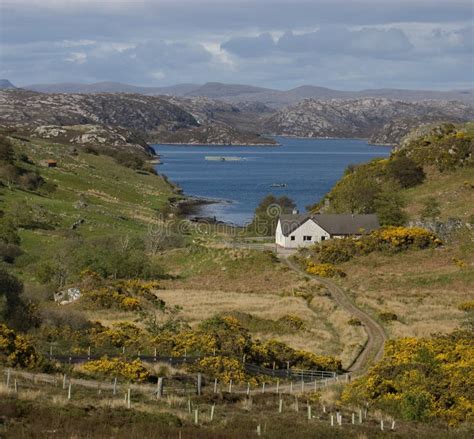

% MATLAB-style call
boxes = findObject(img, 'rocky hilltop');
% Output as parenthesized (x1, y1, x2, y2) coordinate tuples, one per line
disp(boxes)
(262, 98, 474, 144)
(0, 89, 275, 147)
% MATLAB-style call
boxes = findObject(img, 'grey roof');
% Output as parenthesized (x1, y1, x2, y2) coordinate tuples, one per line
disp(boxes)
(279, 213, 312, 236)
(279, 213, 379, 237)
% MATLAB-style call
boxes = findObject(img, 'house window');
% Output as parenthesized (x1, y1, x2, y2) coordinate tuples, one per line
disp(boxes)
(303, 236, 312, 241)
(290, 236, 295, 241)
(321, 236, 326, 241)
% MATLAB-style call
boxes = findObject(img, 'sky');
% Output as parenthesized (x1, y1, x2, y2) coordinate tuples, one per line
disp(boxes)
(0, 0, 473, 90)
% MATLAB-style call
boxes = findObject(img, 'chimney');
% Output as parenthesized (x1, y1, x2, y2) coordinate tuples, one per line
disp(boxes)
(292, 208, 299, 215)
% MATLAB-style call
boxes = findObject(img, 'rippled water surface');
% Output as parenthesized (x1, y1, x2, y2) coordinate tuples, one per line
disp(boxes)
(153, 137, 391, 225)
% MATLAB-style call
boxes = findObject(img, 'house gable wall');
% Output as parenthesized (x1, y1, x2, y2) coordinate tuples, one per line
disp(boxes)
(278, 219, 330, 248)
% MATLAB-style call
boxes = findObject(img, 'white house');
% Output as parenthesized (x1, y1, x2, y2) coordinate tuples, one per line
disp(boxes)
(276, 212, 379, 249)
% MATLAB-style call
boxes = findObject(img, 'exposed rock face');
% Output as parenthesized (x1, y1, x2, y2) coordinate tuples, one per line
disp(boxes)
(0, 89, 275, 146)
(30, 124, 153, 156)
(263, 98, 474, 144)
(156, 123, 276, 145)
(0, 89, 197, 132)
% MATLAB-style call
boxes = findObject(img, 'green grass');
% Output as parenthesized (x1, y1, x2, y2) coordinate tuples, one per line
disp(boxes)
(403, 166, 474, 220)
(1, 137, 179, 281)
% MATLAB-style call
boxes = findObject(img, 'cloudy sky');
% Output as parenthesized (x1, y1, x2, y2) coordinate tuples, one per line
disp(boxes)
(1, 0, 473, 90)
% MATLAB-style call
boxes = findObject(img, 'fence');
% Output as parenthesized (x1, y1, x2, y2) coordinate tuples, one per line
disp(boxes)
(46, 353, 341, 384)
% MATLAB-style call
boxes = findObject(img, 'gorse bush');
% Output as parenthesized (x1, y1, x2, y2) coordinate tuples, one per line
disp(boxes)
(80, 357, 150, 382)
(342, 331, 474, 426)
(81, 279, 165, 311)
(306, 262, 346, 278)
(306, 227, 441, 265)
(0, 324, 41, 368)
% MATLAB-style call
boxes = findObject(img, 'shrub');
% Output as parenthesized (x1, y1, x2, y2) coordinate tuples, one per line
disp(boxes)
(115, 152, 145, 170)
(458, 301, 474, 312)
(195, 356, 247, 383)
(379, 312, 398, 322)
(0, 243, 22, 263)
(81, 280, 164, 311)
(348, 318, 362, 326)
(306, 262, 346, 278)
(278, 314, 305, 331)
(342, 331, 474, 425)
(0, 324, 41, 368)
(386, 155, 425, 188)
(80, 357, 150, 382)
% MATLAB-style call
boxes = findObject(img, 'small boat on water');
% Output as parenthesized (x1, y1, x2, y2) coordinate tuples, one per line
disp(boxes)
(271, 183, 287, 188)
(205, 156, 244, 161)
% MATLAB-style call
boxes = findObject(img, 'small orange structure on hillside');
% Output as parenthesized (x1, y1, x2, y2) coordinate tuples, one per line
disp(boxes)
(46, 160, 57, 168)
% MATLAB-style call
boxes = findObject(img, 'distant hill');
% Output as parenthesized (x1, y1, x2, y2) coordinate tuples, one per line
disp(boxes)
(25, 81, 201, 96)
(22, 80, 474, 106)
(0, 79, 16, 89)
(0, 89, 275, 146)
(263, 98, 474, 144)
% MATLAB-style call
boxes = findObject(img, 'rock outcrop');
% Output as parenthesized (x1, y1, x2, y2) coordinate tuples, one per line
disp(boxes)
(263, 98, 474, 144)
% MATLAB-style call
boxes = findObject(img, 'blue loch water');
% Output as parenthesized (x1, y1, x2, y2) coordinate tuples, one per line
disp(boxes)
(153, 137, 391, 225)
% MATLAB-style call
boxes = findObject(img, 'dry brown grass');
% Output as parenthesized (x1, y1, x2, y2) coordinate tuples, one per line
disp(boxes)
(158, 288, 366, 369)
(339, 233, 474, 339)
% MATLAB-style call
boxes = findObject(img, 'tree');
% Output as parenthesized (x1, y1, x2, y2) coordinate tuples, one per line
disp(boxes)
(374, 185, 408, 226)
(0, 268, 38, 331)
(250, 195, 296, 236)
(420, 197, 441, 220)
(386, 155, 425, 188)
(0, 136, 14, 163)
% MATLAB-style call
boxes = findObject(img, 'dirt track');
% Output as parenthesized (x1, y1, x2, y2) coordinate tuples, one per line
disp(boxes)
(283, 257, 386, 376)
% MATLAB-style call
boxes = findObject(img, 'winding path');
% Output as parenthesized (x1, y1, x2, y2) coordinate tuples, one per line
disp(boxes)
(282, 256, 386, 376)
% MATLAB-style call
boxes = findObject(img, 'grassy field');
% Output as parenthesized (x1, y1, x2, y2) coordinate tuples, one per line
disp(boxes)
(403, 166, 474, 221)
(2, 371, 472, 439)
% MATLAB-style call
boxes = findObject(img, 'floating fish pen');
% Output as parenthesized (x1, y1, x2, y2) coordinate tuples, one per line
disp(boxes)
(205, 156, 244, 161)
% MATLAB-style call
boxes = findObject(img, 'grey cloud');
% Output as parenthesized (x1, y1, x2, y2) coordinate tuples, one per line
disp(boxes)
(221, 33, 276, 58)
(224, 27, 413, 59)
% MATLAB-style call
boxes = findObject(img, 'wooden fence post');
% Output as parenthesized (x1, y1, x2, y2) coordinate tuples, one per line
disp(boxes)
(380, 420, 384, 431)
(307, 404, 312, 420)
(256, 425, 261, 436)
(68, 383, 72, 400)
(278, 398, 283, 413)
(276, 379, 279, 394)
(127, 388, 131, 409)
(290, 381, 293, 393)
(113, 377, 117, 395)
(62, 374, 67, 390)
(197, 373, 202, 396)
(6, 369, 11, 388)
(352, 413, 355, 424)
(188, 398, 192, 414)
(322, 404, 326, 413)
(301, 378, 304, 392)
(359, 409, 363, 423)
(157, 377, 164, 398)
(261, 382, 265, 394)
(210, 404, 215, 421)
(14, 379, 17, 393)
(391, 420, 396, 431)
(294, 395, 299, 412)
(228, 379, 233, 393)
(330, 415, 334, 427)
(246, 382, 250, 396)
(194, 409, 199, 425)
(214, 378, 218, 394)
